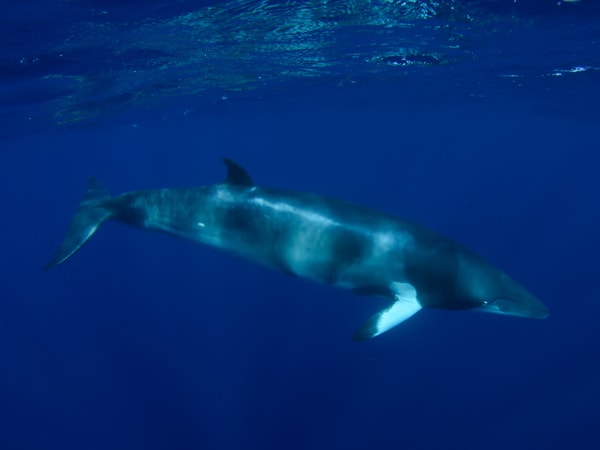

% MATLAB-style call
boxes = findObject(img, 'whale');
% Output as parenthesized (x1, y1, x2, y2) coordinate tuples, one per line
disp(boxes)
(45, 158, 548, 339)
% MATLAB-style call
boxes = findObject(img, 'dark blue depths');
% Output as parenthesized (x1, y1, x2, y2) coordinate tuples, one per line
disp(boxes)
(1, 1, 599, 450)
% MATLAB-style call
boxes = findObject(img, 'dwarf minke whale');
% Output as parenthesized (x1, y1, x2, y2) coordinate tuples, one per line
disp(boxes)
(46, 158, 548, 339)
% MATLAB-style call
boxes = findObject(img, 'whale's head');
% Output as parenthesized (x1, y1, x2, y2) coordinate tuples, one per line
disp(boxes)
(456, 251, 549, 320)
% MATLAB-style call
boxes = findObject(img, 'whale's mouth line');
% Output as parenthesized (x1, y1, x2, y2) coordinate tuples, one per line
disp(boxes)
(483, 297, 549, 319)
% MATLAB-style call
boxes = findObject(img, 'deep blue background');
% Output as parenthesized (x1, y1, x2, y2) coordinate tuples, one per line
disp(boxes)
(1, 1, 600, 449)
(2, 95, 599, 449)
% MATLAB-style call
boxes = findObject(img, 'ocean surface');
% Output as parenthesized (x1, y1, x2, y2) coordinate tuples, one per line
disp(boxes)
(1, 1, 599, 449)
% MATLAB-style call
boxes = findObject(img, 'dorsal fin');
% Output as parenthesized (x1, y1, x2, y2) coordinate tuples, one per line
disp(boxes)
(222, 158, 254, 187)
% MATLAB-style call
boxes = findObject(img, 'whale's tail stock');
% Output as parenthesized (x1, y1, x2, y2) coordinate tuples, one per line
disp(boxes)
(44, 177, 112, 270)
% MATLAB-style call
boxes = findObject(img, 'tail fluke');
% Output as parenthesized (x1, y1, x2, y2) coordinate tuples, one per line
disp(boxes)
(44, 177, 112, 270)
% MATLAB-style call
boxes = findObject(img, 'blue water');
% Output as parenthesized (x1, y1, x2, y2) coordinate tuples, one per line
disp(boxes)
(1, 1, 599, 449)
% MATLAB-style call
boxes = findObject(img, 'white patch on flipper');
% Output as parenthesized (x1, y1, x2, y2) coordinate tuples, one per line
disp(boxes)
(353, 282, 422, 340)
(375, 283, 421, 335)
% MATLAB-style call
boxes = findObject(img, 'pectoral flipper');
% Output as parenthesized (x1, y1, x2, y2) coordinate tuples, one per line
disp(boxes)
(352, 282, 422, 340)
